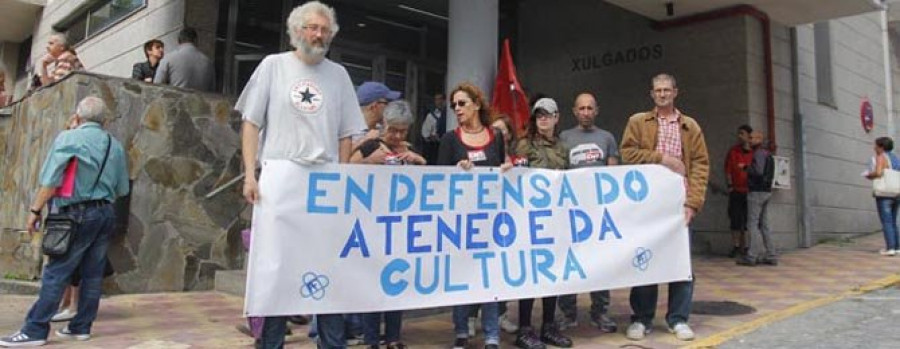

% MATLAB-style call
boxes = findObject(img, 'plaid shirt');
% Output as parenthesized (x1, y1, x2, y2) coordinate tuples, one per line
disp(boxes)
(655, 110, 682, 159)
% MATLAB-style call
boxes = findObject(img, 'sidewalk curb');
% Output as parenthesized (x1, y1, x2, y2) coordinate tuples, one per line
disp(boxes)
(682, 273, 900, 349)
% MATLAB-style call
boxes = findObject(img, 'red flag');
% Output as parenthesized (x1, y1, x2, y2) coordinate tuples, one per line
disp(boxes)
(491, 39, 530, 138)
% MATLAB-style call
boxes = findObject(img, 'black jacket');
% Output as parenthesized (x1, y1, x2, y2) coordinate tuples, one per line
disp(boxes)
(747, 146, 774, 192)
(132, 61, 158, 81)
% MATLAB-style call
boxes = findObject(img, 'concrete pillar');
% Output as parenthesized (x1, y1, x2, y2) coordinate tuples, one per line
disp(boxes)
(445, 0, 498, 130)
(184, 0, 220, 63)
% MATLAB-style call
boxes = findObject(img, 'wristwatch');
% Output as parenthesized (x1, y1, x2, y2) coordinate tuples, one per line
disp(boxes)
(29, 208, 42, 216)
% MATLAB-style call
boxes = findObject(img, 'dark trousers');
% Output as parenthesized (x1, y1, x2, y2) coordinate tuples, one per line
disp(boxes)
(362, 311, 403, 345)
(258, 314, 346, 349)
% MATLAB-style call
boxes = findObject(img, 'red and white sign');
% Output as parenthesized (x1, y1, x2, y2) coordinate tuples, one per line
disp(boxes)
(861, 98, 874, 133)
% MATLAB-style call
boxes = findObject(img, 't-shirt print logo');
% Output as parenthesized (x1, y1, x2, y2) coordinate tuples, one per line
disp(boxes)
(290, 79, 324, 114)
(570, 143, 604, 166)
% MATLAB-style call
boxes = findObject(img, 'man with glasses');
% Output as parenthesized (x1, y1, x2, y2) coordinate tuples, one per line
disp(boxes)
(620, 73, 709, 342)
(556, 92, 620, 334)
(354, 81, 401, 148)
(237, 2, 366, 348)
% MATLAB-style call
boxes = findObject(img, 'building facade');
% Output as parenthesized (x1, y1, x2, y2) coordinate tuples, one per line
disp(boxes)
(0, 0, 896, 277)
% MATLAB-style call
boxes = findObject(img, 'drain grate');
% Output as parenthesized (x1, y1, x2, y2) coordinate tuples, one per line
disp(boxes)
(691, 300, 756, 316)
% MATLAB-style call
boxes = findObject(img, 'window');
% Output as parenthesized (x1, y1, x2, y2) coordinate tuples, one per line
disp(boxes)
(814, 22, 836, 108)
(16, 36, 32, 80)
(56, 0, 146, 44)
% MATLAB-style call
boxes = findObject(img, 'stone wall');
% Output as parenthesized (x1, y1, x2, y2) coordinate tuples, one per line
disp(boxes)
(0, 72, 246, 293)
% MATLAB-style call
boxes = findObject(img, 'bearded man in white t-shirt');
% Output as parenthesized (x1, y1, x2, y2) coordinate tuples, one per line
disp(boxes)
(236, 2, 366, 348)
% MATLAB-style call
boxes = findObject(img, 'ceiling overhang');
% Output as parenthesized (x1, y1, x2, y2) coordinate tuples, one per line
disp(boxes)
(0, 0, 44, 43)
(605, 0, 884, 26)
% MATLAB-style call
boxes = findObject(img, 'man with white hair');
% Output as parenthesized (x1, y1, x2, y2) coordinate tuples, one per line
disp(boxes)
(34, 32, 82, 88)
(0, 96, 129, 347)
(237, 1, 365, 348)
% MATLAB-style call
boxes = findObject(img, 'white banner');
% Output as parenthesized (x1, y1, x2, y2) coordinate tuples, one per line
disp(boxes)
(245, 160, 691, 316)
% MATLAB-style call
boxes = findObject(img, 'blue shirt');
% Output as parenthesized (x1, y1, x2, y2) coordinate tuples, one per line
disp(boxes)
(38, 122, 130, 207)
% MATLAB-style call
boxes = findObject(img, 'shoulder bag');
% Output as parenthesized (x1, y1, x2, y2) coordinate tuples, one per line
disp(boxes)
(873, 153, 900, 197)
(42, 134, 111, 256)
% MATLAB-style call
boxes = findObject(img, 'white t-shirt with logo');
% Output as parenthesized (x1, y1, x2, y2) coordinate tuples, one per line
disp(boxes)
(236, 52, 365, 164)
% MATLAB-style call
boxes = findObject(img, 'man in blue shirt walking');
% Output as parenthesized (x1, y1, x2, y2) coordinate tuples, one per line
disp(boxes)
(0, 96, 129, 347)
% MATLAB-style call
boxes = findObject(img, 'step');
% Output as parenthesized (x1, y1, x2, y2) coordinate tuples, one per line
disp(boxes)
(214, 269, 246, 297)
(0, 279, 40, 295)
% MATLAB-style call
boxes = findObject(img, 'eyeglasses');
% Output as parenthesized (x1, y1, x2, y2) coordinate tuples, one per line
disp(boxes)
(451, 100, 469, 108)
(536, 113, 556, 120)
(301, 25, 332, 36)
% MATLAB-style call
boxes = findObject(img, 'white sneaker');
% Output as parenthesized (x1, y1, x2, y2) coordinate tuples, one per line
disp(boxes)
(467, 317, 476, 337)
(879, 249, 897, 256)
(625, 322, 650, 340)
(55, 326, 90, 341)
(669, 322, 695, 341)
(50, 308, 76, 322)
(499, 314, 519, 334)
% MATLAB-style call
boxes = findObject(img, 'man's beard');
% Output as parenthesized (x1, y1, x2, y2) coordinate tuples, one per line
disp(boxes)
(296, 37, 330, 61)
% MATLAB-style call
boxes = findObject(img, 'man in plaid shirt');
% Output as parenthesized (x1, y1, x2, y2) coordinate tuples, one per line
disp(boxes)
(619, 73, 710, 342)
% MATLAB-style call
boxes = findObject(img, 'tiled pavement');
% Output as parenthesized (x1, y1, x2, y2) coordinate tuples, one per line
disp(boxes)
(1, 234, 897, 348)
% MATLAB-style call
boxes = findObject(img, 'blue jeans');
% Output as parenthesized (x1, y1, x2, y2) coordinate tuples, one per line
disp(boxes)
(877, 197, 900, 250)
(316, 314, 346, 348)
(21, 204, 115, 339)
(259, 314, 346, 349)
(363, 311, 403, 345)
(453, 303, 499, 345)
(629, 278, 694, 328)
(344, 313, 363, 338)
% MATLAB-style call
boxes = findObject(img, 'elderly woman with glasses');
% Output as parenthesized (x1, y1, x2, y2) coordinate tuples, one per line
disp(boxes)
(437, 82, 511, 349)
(351, 100, 425, 166)
(349, 100, 420, 349)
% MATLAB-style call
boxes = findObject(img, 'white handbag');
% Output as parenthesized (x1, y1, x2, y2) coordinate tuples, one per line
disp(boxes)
(873, 154, 900, 197)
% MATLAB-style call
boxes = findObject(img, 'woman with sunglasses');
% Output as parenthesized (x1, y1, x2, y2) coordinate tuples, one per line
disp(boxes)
(510, 97, 573, 349)
(437, 82, 511, 349)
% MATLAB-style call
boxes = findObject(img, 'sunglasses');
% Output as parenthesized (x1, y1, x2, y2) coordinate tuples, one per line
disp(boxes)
(451, 100, 470, 108)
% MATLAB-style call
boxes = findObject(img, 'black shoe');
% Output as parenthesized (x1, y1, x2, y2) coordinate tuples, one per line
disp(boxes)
(736, 256, 756, 266)
(368, 345, 379, 349)
(761, 258, 779, 266)
(288, 315, 309, 325)
(541, 325, 573, 348)
(515, 327, 546, 349)
(728, 246, 741, 258)
(453, 337, 469, 349)
(485, 345, 499, 349)
(590, 314, 618, 333)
